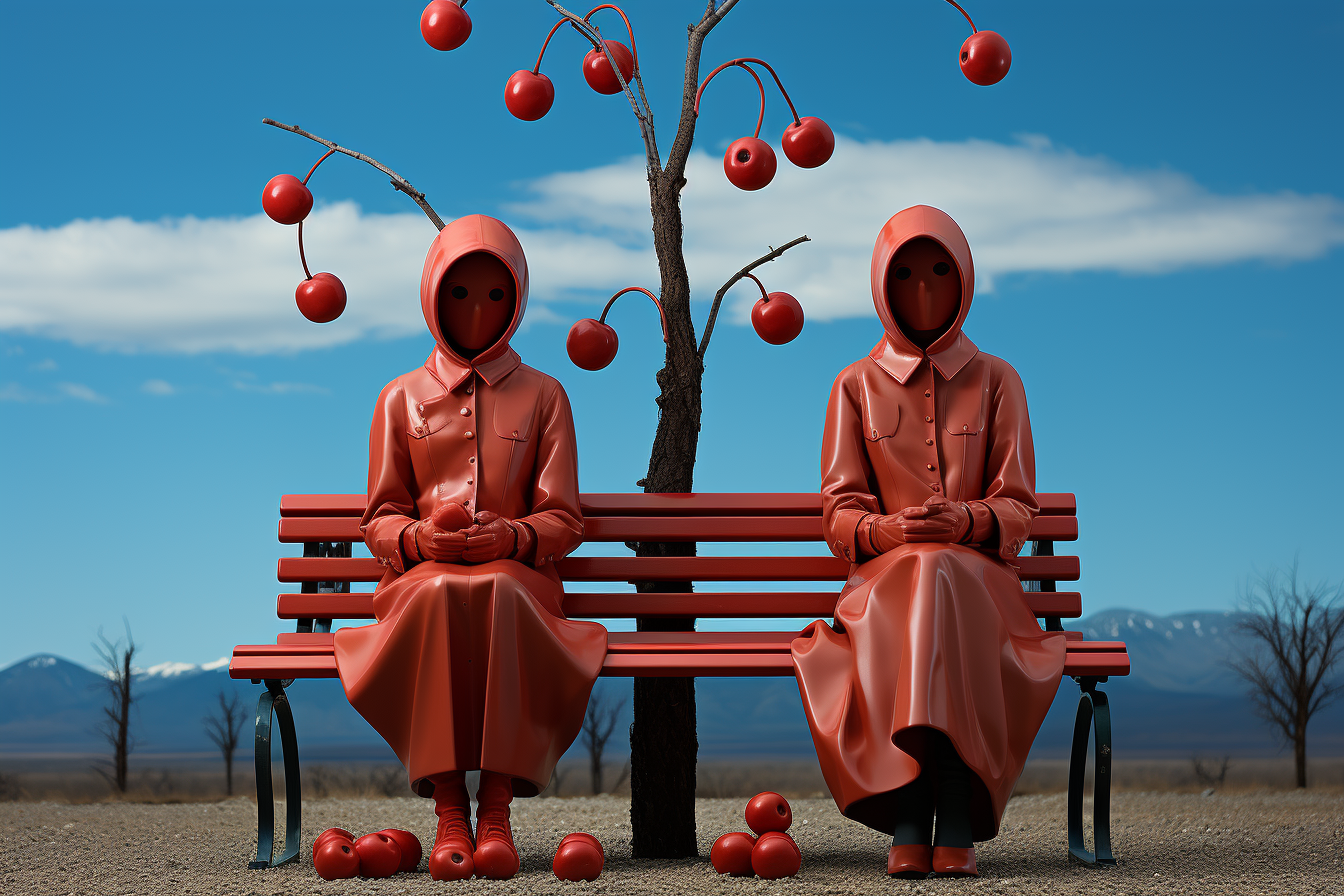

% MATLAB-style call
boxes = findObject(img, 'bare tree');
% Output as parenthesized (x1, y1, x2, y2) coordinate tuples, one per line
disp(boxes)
(202, 690, 247, 796)
(1231, 565, 1344, 788)
(581, 688, 627, 794)
(92, 623, 137, 794)
(1191, 755, 1231, 791)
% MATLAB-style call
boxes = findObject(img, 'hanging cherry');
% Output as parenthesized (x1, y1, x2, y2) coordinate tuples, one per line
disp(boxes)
(744, 273, 803, 345)
(567, 286, 666, 371)
(725, 137, 776, 192)
(781, 116, 834, 168)
(296, 272, 347, 324)
(261, 175, 313, 225)
(582, 40, 635, 94)
(505, 70, 555, 120)
(942, 1, 1010, 85)
(421, 1, 472, 52)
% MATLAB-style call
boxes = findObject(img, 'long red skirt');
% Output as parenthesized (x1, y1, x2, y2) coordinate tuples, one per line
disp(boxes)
(334, 559, 607, 798)
(791, 543, 1066, 840)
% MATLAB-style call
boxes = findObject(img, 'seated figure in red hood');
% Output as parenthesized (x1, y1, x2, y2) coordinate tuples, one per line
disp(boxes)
(333, 214, 607, 881)
(791, 206, 1067, 878)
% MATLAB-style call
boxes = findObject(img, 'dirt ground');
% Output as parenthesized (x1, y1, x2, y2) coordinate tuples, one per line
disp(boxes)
(3, 791, 1341, 896)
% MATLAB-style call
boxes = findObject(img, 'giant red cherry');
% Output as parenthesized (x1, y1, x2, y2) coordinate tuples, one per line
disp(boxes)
(354, 832, 402, 878)
(313, 838, 361, 880)
(552, 834, 603, 881)
(262, 174, 313, 225)
(724, 137, 776, 191)
(378, 829, 422, 873)
(781, 116, 835, 168)
(710, 832, 756, 876)
(751, 292, 803, 345)
(751, 831, 801, 879)
(582, 40, 635, 94)
(421, 1, 472, 51)
(295, 272, 346, 323)
(432, 501, 473, 532)
(505, 70, 555, 121)
(960, 30, 1011, 85)
(745, 791, 793, 834)
(567, 318, 619, 370)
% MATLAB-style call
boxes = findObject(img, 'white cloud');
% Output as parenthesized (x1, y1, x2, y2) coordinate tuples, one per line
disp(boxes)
(56, 382, 108, 404)
(141, 378, 175, 396)
(2, 135, 1340, 353)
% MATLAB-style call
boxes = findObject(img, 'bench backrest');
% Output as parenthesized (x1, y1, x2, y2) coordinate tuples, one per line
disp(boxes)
(274, 493, 1081, 629)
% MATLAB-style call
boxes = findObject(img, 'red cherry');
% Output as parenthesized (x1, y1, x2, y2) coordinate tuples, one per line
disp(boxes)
(553, 837, 603, 881)
(505, 70, 555, 121)
(582, 40, 635, 95)
(745, 791, 793, 834)
(377, 829, 422, 873)
(751, 292, 804, 345)
(313, 827, 354, 858)
(295, 273, 346, 324)
(960, 30, 1011, 85)
(751, 831, 801, 879)
(723, 137, 777, 191)
(420, 1, 472, 51)
(567, 318, 619, 370)
(354, 832, 402, 879)
(781, 116, 835, 168)
(710, 832, 757, 876)
(432, 501, 473, 532)
(261, 175, 313, 225)
(313, 839, 361, 880)
(560, 832, 604, 856)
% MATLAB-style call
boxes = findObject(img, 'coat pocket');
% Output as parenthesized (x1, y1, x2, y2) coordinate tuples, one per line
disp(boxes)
(493, 392, 535, 442)
(405, 392, 453, 439)
(861, 390, 900, 441)
(943, 370, 988, 436)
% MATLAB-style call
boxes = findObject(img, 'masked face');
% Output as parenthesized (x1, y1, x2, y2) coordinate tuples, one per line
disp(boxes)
(886, 237, 962, 343)
(438, 252, 517, 357)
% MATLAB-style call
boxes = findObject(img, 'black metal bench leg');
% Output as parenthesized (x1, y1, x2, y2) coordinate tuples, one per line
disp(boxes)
(1067, 680, 1116, 865)
(248, 679, 303, 870)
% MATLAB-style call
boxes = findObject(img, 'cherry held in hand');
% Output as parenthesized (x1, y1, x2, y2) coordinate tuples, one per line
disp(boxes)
(432, 501, 474, 532)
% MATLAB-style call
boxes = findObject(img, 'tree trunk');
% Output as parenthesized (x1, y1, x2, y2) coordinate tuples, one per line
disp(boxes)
(225, 752, 234, 797)
(116, 654, 131, 793)
(628, 173, 704, 859)
(1294, 725, 1307, 788)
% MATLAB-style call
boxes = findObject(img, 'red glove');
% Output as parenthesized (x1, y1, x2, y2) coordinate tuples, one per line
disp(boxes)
(462, 511, 518, 564)
(899, 495, 972, 544)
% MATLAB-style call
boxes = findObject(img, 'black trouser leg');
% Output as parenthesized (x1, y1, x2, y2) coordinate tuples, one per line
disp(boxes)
(890, 769, 935, 846)
(932, 733, 973, 849)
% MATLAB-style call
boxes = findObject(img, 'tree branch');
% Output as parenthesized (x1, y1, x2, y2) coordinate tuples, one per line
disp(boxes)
(663, 0, 741, 184)
(699, 235, 810, 358)
(261, 119, 445, 230)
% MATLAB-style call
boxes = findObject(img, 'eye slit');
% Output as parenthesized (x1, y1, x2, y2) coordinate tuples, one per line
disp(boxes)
(894, 266, 912, 281)
(489, 288, 505, 301)
(933, 262, 951, 276)
(450, 285, 468, 299)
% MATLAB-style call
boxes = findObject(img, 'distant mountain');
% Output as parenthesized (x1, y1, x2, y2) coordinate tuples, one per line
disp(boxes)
(3, 608, 1341, 760)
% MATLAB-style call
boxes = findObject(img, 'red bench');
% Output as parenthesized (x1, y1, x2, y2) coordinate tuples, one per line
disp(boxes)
(232, 491, 1126, 869)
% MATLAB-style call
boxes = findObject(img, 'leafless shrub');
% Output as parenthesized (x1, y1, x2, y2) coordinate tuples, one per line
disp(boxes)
(91, 622, 137, 794)
(581, 688, 626, 794)
(1192, 755, 1232, 791)
(202, 690, 247, 796)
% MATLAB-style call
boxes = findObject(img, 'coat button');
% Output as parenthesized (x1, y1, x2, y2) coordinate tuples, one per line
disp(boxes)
(926, 463, 936, 470)
(925, 438, 933, 445)
(512, 430, 519, 437)
(467, 479, 473, 485)
(417, 403, 425, 414)
(469, 457, 475, 464)
(460, 408, 471, 417)
(872, 429, 878, 438)
(925, 391, 931, 398)
(932, 484, 940, 491)
(465, 385, 473, 394)
(925, 416, 932, 423)
(464, 431, 474, 440)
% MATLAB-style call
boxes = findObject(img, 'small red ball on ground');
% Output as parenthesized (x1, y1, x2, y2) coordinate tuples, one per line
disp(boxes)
(313, 839, 360, 880)
(378, 829, 422, 872)
(745, 790, 793, 834)
(353, 832, 402, 878)
(751, 831, 801, 879)
(710, 832, 756, 876)
(553, 836, 603, 881)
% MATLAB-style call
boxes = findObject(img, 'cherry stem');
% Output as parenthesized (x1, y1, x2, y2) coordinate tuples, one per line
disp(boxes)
(742, 272, 770, 302)
(941, 0, 978, 33)
(582, 4, 639, 71)
(532, 17, 583, 73)
(696, 57, 801, 128)
(301, 148, 336, 186)
(297, 220, 313, 281)
(698, 235, 810, 359)
(597, 286, 668, 343)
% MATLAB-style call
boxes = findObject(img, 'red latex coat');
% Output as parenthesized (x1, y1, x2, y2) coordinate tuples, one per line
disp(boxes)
(791, 206, 1066, 840)
(333, 215, 607, 798)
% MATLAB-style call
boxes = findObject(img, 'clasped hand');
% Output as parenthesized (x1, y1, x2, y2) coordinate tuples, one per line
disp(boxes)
(415, 509, 516, 564)
(869, 495, 972, 553)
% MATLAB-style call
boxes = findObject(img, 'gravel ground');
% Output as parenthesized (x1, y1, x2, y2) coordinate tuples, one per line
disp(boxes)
(4, 792, 1342, 896)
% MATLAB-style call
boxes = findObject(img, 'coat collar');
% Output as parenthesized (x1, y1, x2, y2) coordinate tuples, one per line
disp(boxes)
(427, 345, 521, 392)
(869, 331, 978, 384)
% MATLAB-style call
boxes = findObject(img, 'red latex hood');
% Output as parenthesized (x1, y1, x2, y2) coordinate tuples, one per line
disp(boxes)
(420, 214, 530, 367)
(870, 205, 975, 357)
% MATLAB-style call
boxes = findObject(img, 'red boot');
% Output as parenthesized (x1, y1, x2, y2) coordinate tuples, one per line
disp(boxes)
(473, 771, 520, 879)
(428, 772, 475, 881)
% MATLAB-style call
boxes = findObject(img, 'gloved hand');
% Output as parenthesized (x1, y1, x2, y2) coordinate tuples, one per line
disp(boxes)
(407, 501, 473, 563)
(898, 495, 972, 544)
(462, 511, 518, 564)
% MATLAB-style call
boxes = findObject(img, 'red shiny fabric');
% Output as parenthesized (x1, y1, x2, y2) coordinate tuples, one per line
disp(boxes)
(791, 206, 1066, 840)
(334, 215, 606, 798)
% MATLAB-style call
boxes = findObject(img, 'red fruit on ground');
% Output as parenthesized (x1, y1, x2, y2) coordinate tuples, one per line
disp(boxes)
(261, 174, 313, 225)
(751, 831, 801, 879)
(432, 501, 473, 532)
(313, 839, 361, 880)
(378, 829, 422, 873)
(781, 116, 835, 168)
(553, 836, 603, 881)
(582, 40, 635, 94)
(420, 1, 472, 51)
(710, 832, 757, 876)
(751, 292, 804, 345)
(354, 832, 402, 878)
(960, 30, 1011, 85)
(295, 272, 346, 323)
(504, 70, 555, 120)
(566, 319, 619, 370)
(560, 832, 604, 856)
(723, 137, 777, 191)
(312, 827, 354, 859)
(745, 791, 793, 834)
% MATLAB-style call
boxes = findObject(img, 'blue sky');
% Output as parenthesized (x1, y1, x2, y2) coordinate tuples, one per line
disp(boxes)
(2, 1, 1342, 671)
